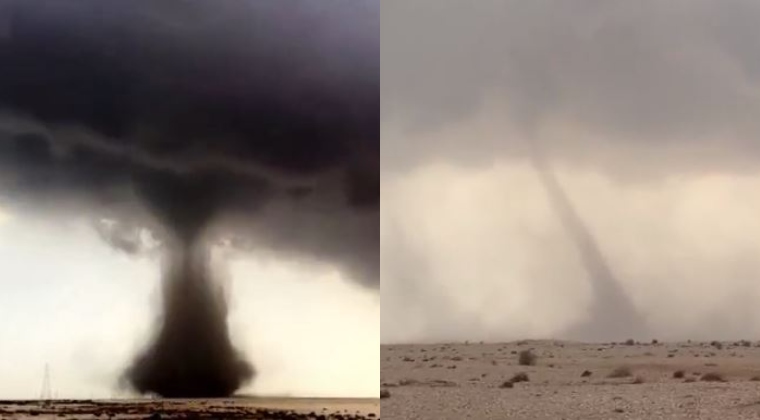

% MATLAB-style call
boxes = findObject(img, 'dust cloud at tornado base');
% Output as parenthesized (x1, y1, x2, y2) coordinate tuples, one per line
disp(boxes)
(0, 1, 378, 397)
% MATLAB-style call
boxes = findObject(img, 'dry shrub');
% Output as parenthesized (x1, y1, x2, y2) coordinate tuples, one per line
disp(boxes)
(608, 366, 633, 378)
(518, 349, 537, 366)
(700, 372, 725, 382)
(673, 370, 685, 379)
(398, 379, 419, 386)
(510, 372, 530, 383)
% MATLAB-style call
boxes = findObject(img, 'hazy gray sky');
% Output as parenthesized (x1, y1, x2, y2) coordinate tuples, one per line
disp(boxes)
(382, 0, 760, 343)
(0, 212, 378, 399)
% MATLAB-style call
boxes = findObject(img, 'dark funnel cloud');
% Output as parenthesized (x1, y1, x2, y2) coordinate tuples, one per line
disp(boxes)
(0, 0, 378, 397)
(125, 171, 254, 397)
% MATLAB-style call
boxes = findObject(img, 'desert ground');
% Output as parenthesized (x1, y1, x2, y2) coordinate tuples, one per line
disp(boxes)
(0, 397, 379, 419)
(381, 340, 760, 419)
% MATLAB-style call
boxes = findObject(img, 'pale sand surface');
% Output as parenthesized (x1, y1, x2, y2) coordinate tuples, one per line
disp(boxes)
(0, 397, 379, 419)
(381, 340, 760, 419)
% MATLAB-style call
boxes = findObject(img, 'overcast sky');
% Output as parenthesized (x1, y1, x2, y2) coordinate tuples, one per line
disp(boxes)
(0, 211, 379, 399)
(381, 0, 760, 343)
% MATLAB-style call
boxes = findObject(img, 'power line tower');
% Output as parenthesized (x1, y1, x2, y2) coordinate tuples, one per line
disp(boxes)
(40, 364, 52, 400)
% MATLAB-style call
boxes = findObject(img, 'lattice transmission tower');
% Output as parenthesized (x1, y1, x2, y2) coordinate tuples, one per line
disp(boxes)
(40, 363, 52, 400)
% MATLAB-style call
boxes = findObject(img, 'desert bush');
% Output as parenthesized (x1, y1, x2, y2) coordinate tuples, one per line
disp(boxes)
(499, 381, 514, 388)
(608, 366, 633, 378)
(518, 349, 537, 366)
(624, 339, 635, 346)
(380, 389, 391, 399)
(700, 372, 725, 382)
(581, 370, 592, 377)
(750, 376, 760, 382)
(510, 372, 530, 383)
(710, 341, 723, 350)
(398, 379, 419, 386)
(632, 376, 645, 384)
(673, 370, 685, 379)
(429, 379, 457, 387)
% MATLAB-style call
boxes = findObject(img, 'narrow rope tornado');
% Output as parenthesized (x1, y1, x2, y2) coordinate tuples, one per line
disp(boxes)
(528, 141, 647, 341)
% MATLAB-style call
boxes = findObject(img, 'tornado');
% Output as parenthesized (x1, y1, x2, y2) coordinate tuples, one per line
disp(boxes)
(121, 172, 254, 397)
(528, 141, 647, 341)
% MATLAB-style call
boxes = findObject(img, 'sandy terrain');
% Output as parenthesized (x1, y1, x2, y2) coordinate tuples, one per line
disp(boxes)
(0, 397, 379, 419)
(381, 340, 760, 419)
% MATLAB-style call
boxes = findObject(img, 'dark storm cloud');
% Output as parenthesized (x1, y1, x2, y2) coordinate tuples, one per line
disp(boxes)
(0, 0, 379, 284)
(382, 0, 760, 176)
(0, 0, 378, 397)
